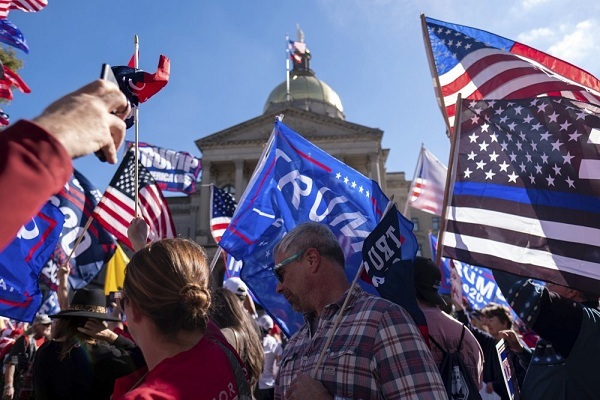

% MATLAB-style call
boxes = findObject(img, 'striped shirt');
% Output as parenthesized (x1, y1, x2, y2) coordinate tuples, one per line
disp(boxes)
(274, 286, 448, 400)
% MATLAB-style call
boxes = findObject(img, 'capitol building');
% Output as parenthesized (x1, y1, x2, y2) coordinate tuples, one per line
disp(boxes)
(166, 43, 439, 277)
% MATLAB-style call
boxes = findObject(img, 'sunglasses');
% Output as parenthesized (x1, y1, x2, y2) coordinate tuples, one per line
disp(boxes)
(273, 250, 306, 283)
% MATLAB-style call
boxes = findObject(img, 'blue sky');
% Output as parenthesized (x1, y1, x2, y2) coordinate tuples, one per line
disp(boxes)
(6, 0, 600, 193)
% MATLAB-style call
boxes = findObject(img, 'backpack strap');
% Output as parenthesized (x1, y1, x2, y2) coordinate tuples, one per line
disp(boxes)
(429, 324, 467, 353)
(456, 324, 466, 351)
(212, 339, 252, 400)
(428, 334, 446, 353)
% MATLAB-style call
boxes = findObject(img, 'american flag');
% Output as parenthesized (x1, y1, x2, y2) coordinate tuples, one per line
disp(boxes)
(210, 185, 236, 243)
(423, 16, 600, 131)
(442, 97, 600, 293)
(0, 0, 47, 19)
(0, 65, 30, 101)
(407, 146, 447, 215)
(288, 40, 306, 64)
(93, 150, 176, 250)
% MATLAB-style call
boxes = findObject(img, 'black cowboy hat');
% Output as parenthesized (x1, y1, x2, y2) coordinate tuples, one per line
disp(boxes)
(50, 288, 120, 322)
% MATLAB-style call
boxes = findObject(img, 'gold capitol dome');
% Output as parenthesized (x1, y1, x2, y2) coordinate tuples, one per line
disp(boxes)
(263, 27, 345, 120)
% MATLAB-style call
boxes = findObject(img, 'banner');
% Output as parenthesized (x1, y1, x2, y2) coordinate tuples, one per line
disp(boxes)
(126, 141, 202, 194)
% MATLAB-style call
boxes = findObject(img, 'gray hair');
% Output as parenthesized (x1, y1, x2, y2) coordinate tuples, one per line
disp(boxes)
(274, 221, 345, 267)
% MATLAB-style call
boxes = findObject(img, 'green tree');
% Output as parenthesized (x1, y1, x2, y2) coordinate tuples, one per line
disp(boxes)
(0, 47, 24, 107)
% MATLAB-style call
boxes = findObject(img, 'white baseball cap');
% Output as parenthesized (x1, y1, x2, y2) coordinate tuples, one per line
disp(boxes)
(258, 314, 274, 331)
(223, 277, 248, 298)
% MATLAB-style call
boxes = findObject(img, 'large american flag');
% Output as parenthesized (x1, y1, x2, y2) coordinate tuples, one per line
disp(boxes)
(407, 146, 447, 216)
(423, 16, 600, 131)
(210, 185, 236, 243)
(93, 150, 176, 250)
(0, 0, 47, 18)
(442, 97, 600, 293)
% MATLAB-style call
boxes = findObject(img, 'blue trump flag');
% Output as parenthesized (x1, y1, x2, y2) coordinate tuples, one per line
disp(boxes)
(431, 234, 514, 313)
(41, 170, 116, 291)
(0, 19, 28, 54)
(0, 202, 63, 322)
(219, 120, 418, 337)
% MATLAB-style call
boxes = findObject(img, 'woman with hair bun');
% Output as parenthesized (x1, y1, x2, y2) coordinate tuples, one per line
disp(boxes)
(112, 218, 252, 400)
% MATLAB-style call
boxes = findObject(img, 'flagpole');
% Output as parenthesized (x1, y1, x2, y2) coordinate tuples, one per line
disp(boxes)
(420, 14, 452, 136)
(209, 122, 279, 273)
(63, 215, 94, 271)
(404, 143, 424, 215)
(134, 34, 140, 218)
(436, 93, 462, 267)
(285, 33, 291, 102)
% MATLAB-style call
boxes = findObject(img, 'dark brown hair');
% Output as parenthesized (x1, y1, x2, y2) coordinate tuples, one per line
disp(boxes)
(208, 288, 264, 387)
(53, 316, 97, 360)
(124, 238, 211, 337)
(482, 302, 513, 329)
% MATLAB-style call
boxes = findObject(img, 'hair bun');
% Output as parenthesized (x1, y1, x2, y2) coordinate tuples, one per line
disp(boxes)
(180, 283, 210, 315)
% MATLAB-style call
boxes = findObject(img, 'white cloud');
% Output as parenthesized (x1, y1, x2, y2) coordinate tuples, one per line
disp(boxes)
(520, 0, 551, 10)
(547, 20, 600, 71)
(518, 27, 555, 45)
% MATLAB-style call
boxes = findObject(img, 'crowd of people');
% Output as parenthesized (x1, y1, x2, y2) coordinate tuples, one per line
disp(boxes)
(0, 80, 599, 399)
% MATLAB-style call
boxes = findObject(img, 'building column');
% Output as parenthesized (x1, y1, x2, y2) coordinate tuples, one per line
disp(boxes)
(234, 160, 245, 198)
(198, 160, 212, 243)
(368, 153, 382, 184)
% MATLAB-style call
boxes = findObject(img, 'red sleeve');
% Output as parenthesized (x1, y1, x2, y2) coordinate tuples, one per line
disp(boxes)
(0, 120, 73, 251)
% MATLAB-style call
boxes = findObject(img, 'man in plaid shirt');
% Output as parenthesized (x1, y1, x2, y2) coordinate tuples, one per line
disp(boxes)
(272, 222, 447, 400)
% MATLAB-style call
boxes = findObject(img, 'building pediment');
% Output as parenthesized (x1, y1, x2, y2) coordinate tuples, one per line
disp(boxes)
(195, 108, 383, 150)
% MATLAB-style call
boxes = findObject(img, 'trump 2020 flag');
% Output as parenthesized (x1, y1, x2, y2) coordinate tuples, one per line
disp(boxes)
(42, 170, 117, 291)
(362, 203, 425, 333)
(443, 97, 600, 294)
(407, 146, 447, 215)
(0, 202, 63, 322)
(126, 141, 202, 195)
(422, 16, 600, 131)
(94, 150, 176, 251)
(210, 185, 237, 244)
(219, 120, 418, 337)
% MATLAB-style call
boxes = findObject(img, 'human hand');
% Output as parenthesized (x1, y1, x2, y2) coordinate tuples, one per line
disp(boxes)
(285, 374, 332, 400)
(498, 329, 524, 354)
(57, 263, 71, 280)
(2, 385, 14, 400)
(127, 217, 148, 252)
(32, 79, 129, 164)
(78, 318, 118, 343)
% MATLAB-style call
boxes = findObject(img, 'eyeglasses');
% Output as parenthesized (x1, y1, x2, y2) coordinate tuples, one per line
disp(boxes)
(114, 291, 128, 311)
(273, 250, 306, 283)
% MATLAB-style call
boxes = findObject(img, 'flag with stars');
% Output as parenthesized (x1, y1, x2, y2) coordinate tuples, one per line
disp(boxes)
(423, 16, 600, 131)
(93, 150, 176, 250)
(407, 146, 447, 215)
(443, 97, 600, 293)
(219, 120, 418, 337)
(210, 185, 237, 244)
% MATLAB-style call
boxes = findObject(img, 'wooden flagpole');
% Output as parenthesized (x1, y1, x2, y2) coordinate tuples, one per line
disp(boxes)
(133, 34, 140, 218)
(420, 14, 453, 136)
(436, 93, 463, 267)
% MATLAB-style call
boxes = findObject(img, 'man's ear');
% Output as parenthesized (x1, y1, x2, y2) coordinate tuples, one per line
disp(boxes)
(305, 248, 320, 273)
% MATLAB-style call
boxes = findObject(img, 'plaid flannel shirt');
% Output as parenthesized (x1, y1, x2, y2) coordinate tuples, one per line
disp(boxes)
(274, 286, 448, 400)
